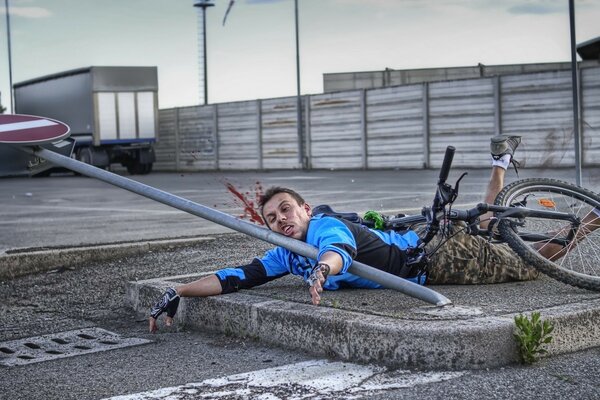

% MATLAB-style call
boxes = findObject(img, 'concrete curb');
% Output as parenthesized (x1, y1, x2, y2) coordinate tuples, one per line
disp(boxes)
(126, 275, 600, 370)
(0, 237, 214, 281)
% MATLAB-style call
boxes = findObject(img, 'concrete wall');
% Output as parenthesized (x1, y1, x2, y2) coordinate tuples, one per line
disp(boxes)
(155, 65, 600, 171)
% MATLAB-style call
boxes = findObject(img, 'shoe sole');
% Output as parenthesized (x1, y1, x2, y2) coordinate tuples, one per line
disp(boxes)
(491, 135, 521, 157)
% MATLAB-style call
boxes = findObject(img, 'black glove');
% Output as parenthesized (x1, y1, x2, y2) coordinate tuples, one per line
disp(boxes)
(150, 288, 180, 320)
(307, 262, 330, 287)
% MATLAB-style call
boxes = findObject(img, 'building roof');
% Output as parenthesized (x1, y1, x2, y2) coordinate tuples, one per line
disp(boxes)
(577, 36, 600, 60)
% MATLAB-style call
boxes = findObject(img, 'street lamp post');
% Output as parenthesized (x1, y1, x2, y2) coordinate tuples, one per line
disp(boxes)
(568, 0, 582, 186)
(294, 0, 305, 169)
(4, 0, 14, 113)
(193, 0, 214, 105)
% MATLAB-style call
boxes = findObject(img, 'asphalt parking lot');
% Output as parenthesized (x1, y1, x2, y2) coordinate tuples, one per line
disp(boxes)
(1, 166, 600, 399)
(2, 166, 599, 253)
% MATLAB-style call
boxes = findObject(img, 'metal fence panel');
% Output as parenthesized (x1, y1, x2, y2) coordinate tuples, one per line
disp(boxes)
(261, 96, 301, 169)
(428, 78, 496, 168)
(155, 108, 177, 170)
(155, 66, 600, 172)
(178, 106, 216, 171)
(155, 106, 216, 171)
(217, 101, 259, 170)
(366, 85, 425, 168)
(582, 67, 600, 166)
(501, 71, 575, 168)
(309, 91, 363, 169)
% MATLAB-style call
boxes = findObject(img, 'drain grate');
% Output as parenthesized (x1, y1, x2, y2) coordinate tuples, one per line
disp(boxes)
(0, 327, 152, 367)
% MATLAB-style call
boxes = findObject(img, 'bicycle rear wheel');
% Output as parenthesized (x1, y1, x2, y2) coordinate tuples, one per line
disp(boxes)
(495, 178, 600, 291)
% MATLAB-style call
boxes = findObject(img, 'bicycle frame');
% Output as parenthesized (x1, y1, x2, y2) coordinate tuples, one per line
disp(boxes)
(386, 146, 582, 249)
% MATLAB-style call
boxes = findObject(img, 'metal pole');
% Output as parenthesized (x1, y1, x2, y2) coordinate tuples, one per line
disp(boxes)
(4, 0, 14, 113)
(19, 145, 452, 307)
(569, 0, 582, 185)
(295, 0, 304, 168)
(202, 7, 209, 105)
(194, 1, 214, 105)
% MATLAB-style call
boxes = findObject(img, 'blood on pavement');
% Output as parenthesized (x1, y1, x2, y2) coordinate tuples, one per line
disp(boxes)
(223, 180, 265, 225)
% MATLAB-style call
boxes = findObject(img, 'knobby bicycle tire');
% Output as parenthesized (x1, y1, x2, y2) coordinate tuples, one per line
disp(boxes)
(495, 178, 600, 291)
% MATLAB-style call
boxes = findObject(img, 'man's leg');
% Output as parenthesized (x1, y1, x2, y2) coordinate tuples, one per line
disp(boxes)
(480, 135, 521, 230)
(426, 135, 540, 285)
(483, 136, 600, 262)
(480, 166, 506, 230)
(535, 207, 600, 261)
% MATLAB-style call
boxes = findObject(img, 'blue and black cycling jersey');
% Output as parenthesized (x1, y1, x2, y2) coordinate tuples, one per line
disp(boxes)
(215, 214, 423, 294)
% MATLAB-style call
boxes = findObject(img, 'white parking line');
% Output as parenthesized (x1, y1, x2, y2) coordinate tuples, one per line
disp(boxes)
(105, 359, 465, 400)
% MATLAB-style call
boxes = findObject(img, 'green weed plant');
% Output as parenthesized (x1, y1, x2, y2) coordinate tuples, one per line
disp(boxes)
(513, 311, 554, 364)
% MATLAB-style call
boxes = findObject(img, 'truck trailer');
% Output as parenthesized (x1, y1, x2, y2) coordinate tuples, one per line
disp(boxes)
(14, 66, 158, 174)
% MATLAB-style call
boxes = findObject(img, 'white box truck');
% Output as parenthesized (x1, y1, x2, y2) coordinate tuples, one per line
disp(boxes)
(14, 66, 158, 174)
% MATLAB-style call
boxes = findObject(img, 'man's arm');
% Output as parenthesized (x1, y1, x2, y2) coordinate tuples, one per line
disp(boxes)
(148, 275, 222, 333)
(304, 216, 359, 305)
(309, 250, 343, 306)
(177, 274, 223, 297)
(149, 257, 288, 333)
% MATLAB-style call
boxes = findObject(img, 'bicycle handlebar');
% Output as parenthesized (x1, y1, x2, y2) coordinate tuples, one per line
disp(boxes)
(420, 146, 456, 245)
(438, 146, 455, 184)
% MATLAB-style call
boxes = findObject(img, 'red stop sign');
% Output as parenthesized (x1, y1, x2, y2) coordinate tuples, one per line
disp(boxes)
(0, 114, 71, 145)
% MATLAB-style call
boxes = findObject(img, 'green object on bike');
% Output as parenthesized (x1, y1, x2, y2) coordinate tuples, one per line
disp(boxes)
(364, 211, 385, 230)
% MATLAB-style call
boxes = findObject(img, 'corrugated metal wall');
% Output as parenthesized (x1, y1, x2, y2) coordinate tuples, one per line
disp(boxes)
(217, 101, 259, 170)
(501, 71, 576, 168)
(156, 65, 600, 171)
(428, 78, 496, 168)
(582, 67, 600, 165)
(366, 85, 425, 169)
(155, 105, 216, 171)
(261, 96, 301, 169)
(308, 91, 363, 169)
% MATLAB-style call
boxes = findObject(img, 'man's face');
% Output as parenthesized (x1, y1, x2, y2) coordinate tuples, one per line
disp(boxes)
(262, 192, 312, 240)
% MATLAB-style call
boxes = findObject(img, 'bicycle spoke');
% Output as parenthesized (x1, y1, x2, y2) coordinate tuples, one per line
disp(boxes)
(496, 178, 600, 291)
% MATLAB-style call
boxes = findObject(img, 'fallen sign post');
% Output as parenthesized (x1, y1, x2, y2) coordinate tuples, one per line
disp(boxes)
(1, 114, 452, 307)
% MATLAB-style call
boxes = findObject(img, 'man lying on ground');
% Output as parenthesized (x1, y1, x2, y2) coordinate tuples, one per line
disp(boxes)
(149, 136, 600, 333)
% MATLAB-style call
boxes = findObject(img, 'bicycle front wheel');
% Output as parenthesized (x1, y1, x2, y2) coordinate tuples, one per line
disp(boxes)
(495, 178, 600, 291)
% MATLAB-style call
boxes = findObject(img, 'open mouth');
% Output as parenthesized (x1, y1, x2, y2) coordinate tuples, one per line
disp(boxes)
(282, 225, 294, 236)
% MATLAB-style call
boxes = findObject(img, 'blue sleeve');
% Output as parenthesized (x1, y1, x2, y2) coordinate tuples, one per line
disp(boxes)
(215, 251, 289, 294)
(259, 247, 294, 276)
(306, 216, 356, 274)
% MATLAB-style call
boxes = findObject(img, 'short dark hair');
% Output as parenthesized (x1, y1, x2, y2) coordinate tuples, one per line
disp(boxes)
(259, 187, 306, 227)
(259, 186, 306, 209)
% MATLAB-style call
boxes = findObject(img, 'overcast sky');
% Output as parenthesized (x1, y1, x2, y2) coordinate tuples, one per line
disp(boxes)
(1, 0, 599, 112)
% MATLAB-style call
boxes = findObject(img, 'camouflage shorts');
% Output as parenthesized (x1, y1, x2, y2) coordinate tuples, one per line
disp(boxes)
(425, 224, 539, 285)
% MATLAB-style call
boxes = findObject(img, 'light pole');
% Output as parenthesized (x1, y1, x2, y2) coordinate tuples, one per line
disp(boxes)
(4, 0, 14, 113)
(568, 0, 582, 186)
(193, 0, 214, 105)
(295, 0, 304, 168)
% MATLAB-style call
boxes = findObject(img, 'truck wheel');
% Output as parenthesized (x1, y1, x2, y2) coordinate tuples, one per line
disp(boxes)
(77, 148, 91, 165)
(127, 161, 153, 175)
(77, 147, 109, 168)
(126, 163, 140, 174)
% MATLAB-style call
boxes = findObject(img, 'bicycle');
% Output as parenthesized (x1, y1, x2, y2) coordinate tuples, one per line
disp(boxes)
(317, 146, 600, 291)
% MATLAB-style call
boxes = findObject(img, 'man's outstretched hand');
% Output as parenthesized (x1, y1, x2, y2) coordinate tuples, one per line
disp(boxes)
(149, 315, 176, 333)
(148, 288, 180, 333)
(308, 263, 330, 306)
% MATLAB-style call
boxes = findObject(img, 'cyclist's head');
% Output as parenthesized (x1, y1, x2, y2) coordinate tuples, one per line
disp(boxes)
(260, 186, 306, 210)
(260, 187, 312, 238)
